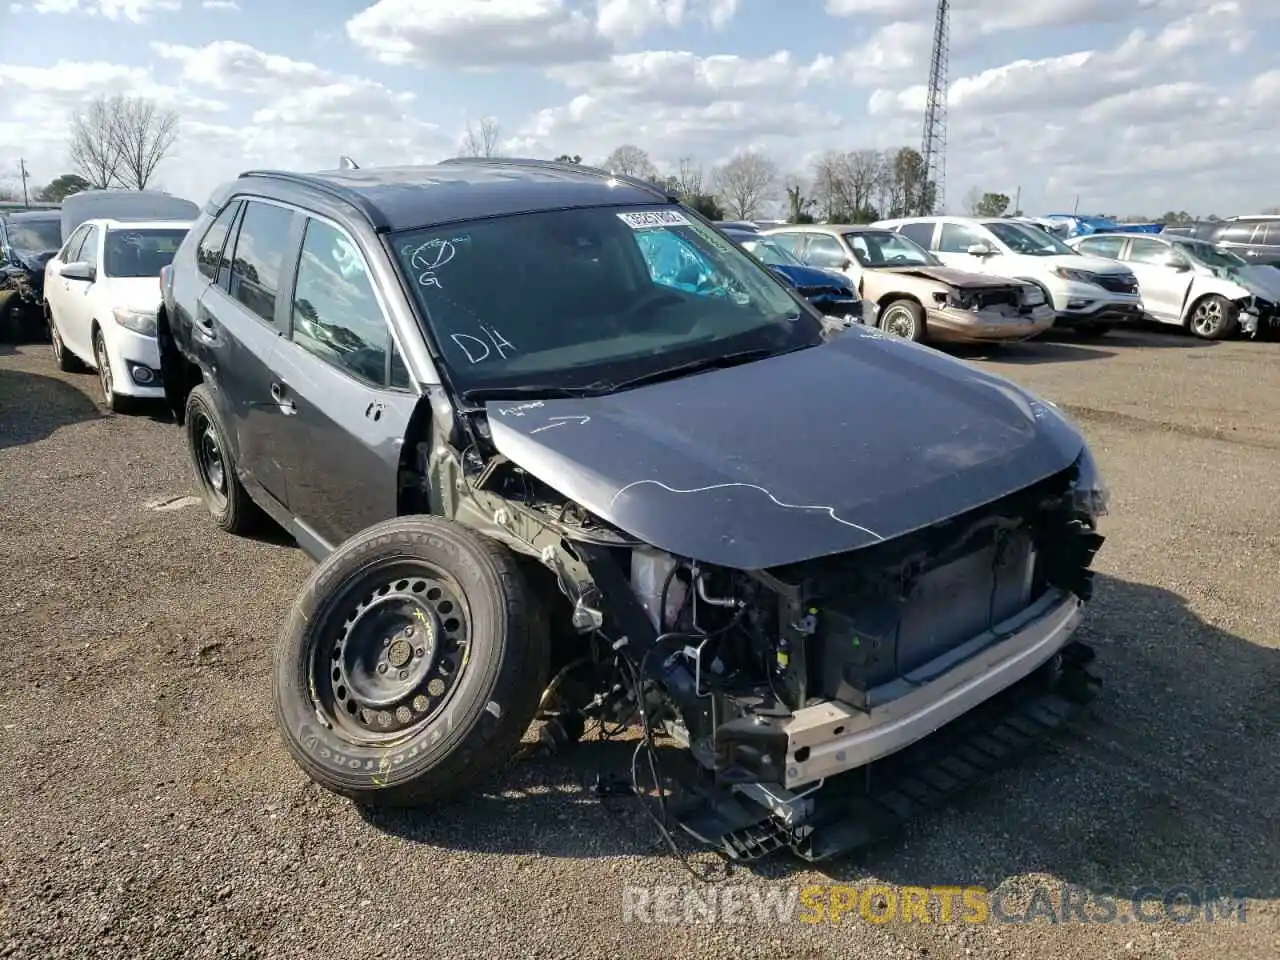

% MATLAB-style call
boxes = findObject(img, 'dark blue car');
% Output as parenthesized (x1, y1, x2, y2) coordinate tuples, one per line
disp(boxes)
(717, 223, 865, 323)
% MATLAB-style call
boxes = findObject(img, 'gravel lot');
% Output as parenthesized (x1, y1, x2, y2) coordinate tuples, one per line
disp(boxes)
(1, 326, 1277, 960)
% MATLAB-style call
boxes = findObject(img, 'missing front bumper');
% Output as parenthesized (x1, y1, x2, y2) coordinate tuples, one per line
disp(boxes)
(675, 639, 1100, 862)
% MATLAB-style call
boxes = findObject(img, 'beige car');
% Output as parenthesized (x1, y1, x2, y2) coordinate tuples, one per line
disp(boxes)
(761, 224, 1055, 344)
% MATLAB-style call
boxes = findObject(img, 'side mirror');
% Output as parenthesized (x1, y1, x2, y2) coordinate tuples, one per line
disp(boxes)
(59, 260, 96, 283)
(1169, 258, 1191, 272)
(967, 243, 994, 257)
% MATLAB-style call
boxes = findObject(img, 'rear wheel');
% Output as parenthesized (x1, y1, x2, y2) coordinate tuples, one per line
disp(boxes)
(879, 299, 926, 342)
(1187, 294, 1238, 340)
(48, 307, 85, 372)
(272, 515, 550, 806)
(184, 384, 263, 534)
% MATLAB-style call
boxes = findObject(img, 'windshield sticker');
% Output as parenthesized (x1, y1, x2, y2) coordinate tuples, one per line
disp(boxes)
(451, 325, 516, 364)
(618, 210, 691, 230)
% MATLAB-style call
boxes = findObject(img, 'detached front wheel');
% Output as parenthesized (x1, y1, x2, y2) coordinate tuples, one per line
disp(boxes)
(272, 516, 550, 807)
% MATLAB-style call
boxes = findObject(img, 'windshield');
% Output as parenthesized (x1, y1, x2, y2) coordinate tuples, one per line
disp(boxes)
(392, 205, 819, 396)
(843, 230, 938, 268)
(1177, 239, 1247, 269)
(103, 228, 188, 278)
(737, 235, 803, 267)
(7, 217, 62, 254)
(984, 220, 1077, 256)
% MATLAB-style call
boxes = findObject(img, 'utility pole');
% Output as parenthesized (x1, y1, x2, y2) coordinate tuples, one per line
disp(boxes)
(19, 157, 30, 207)
(1072, 194, 1080, 214)
(919, 0, 950, 215)
(1013, 185, 1021, 216)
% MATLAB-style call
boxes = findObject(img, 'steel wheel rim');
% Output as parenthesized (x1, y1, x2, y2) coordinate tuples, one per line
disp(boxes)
(95, 334, 113, 402)
(1193, 300, 1221, 336)
(884, 307, 916, 339)
(314, 564, 472, 746)
(192, 413, 228, 506)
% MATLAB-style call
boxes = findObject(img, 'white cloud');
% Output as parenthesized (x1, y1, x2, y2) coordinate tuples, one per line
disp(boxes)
(346, 0, 609, 68)
(26, 0, 179, 19)
(201, 0, 239, 9)
(546, 49, 829, 106)
(595, 0, 740, 38)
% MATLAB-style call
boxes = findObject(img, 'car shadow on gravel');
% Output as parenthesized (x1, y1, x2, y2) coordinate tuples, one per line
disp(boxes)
(358, 572, 1279, 900)
(0, 366, 102, 450)
(814, 571, 1280, 903)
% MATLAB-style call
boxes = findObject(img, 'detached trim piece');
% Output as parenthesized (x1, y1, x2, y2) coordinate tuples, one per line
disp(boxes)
(782, 588, 1083, 787)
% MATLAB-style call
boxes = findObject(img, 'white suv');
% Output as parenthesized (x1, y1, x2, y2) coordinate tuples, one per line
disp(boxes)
(874, 215, 1142, 336)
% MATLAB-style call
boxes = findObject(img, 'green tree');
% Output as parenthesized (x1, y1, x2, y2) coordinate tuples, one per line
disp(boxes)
(37, 173, 91, 202)
(974, 192, 1011, 217)
(684, 194, 724, 220)
(785, 183, 816, 223)
(554, 154, 581, 164)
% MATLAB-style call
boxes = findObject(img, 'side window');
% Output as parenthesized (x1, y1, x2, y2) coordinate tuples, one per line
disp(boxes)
(937, 222, 986, 253)
(60, 225, 89, 262)
(1218, 222, 1254, 244)
(1078, 236, 1124, 259)
(196, 200, 241, 281)
(767, 233, 804, 256)
(898, 222, 935, 250)
(291, 218, 400, 388)
(227, 200, 294, 325)
(1126, 238, 1172, 265)
(79, 226, 101, 268)
(804, 233, 847, 268)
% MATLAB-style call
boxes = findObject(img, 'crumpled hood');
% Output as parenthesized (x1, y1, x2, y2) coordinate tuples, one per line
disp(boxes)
(878, 265, 1021, 290)
(770, 263, 855, 292)
(1218, 264, 1280, 302)
(485, 329, 1086, 569)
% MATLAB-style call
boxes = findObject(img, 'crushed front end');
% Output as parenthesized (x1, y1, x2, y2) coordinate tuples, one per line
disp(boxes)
(576, 457, 1107, 862)
(925, 282, 1055, 343)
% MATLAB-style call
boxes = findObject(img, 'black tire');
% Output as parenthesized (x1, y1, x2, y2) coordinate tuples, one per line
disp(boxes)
(879, 299, 926, 342)
(184, 383, 263, 534)
(0, 292, 21, 343)
(272, 515, 550, 807)
(48, 308, 85, 372)
(93, 327, 130, 413)
(1186, 294, 1238, 340)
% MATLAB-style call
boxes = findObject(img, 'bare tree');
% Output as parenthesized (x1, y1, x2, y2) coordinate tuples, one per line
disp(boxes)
(846, 149, 886, 219)
(711, 150, 778, 220)
(68, 94, 179, 190)
(461, 117, 502, 158)
(112, 95, 179, 190)
(963, 185, 984, 215)
(669, 156, 705, 198)
(68, 96, 124, 189)
(602, 144, 656, 179)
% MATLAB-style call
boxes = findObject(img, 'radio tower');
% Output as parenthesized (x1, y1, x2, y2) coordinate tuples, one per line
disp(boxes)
(919, 0, 950, 214)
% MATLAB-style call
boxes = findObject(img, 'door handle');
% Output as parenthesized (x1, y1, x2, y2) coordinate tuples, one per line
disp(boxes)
(271, 381, 297, 415)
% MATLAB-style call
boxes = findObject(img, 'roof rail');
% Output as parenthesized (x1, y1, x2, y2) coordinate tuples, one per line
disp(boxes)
(437, 156, 676, 202)
(236, 168, 392, 231)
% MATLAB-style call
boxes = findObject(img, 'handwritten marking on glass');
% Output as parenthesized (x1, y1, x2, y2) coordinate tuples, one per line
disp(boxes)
(450, 325, 517, 363)
(618, 209, 691, 230)
(529, 415, 590, 435)
(495, 401, 545, 417)
(408, 238, 456, 289)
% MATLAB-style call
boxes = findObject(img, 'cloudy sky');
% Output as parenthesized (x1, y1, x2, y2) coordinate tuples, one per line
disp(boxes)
(2, 0, 1277, 217)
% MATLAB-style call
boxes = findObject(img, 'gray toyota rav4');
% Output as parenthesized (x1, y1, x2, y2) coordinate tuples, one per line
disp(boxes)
(158, 158, 1107, 862)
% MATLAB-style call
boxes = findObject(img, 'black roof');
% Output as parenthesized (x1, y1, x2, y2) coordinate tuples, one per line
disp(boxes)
(236, 159, 674, 233)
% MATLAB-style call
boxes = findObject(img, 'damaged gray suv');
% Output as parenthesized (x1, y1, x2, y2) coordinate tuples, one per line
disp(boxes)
(158, 158, 1107, 862)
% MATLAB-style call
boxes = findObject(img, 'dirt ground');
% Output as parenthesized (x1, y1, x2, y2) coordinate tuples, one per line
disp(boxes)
(1, 326, 1277, 960)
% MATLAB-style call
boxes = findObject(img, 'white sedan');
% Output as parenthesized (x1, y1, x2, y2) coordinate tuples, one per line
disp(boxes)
(43, 218, 191, 411)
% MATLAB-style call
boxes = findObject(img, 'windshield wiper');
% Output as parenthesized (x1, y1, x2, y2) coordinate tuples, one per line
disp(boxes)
(459, 384, 608, 402)
(602, 345, 802, 393)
